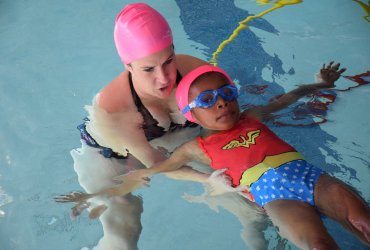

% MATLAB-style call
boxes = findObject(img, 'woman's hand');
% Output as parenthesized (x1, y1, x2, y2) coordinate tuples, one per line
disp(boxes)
(204, 169, 249, 196)
(318, 61, 346, 88)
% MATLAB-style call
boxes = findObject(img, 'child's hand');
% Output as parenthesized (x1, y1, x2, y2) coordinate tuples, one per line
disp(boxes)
(317, 61, 346, 88)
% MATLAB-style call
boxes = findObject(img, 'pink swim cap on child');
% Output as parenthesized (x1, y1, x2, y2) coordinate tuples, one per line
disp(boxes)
(176, 65, 234, 122)
(114, 3, 173, 64)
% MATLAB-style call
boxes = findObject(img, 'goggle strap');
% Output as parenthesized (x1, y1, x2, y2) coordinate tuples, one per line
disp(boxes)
(182, 85, 238, 114)
(182, 105, 191, 114)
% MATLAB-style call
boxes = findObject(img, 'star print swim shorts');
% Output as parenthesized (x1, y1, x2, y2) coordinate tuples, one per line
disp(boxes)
(249, 159, 323, 207)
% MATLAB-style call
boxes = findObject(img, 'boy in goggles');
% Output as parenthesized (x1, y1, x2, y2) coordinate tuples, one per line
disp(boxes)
(118, 64, 370, 249)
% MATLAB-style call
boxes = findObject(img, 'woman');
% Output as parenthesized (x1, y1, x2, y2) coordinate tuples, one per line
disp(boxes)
(80, 3, 208, 171)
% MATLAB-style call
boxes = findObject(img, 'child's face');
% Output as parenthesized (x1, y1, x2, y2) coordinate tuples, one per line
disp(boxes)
(188, 73, 240, 131)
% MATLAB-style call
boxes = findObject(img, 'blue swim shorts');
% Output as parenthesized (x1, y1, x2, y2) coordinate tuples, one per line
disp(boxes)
(249, 160, 323, 207)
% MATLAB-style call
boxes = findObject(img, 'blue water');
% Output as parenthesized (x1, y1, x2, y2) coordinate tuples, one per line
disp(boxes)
(0, 0, 369, 249)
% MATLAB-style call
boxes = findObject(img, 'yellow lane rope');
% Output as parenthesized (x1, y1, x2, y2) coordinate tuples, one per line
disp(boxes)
(210, 0, 302, 66)
(353, 0, 370, 23)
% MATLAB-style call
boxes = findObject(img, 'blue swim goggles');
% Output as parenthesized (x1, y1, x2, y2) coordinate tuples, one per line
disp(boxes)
(182, 85, 238, 114)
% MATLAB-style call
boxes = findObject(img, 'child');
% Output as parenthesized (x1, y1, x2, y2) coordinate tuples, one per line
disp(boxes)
(119, 64, 370, 249)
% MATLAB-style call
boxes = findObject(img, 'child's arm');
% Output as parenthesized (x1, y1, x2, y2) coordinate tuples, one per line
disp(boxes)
(243, 61, 346, 120)
(115, 139, 211, 183)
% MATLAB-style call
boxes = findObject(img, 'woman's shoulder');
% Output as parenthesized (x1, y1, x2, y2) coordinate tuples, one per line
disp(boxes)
(175, 54, 209, 75)
(96, 70, 134, 113)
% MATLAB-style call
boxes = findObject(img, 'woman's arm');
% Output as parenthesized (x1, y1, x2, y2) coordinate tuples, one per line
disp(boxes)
(86, 103, 164, 167)
(243, 62, 346, 120)
(92, 71, 176, 167)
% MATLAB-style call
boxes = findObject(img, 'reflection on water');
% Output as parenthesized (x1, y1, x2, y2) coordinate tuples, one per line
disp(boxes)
(72, 143, 144, 250)
(0, 184, 12, 218)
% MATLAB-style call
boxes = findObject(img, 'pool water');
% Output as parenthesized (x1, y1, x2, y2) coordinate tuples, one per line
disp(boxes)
(0, 0, 369, 249)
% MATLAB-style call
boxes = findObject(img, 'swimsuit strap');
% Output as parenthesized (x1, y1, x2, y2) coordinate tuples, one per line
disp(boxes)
(129, 72, 166, 140)
(175, 69, 182, 84)
(129, 70, 197, 140)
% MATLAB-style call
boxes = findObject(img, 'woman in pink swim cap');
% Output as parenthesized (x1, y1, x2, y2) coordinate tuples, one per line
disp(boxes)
(82, 2, 209, 169)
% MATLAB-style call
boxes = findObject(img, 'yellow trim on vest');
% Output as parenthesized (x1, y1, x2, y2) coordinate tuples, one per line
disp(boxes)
(239, 152, 304, 186)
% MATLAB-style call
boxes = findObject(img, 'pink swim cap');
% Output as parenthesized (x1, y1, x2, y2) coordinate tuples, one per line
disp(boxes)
(114, 3, 173, 64)
(176, 65, 234, 122)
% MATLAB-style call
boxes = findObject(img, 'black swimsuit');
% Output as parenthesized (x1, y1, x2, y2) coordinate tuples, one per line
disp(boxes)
(78, 70, 197, 158)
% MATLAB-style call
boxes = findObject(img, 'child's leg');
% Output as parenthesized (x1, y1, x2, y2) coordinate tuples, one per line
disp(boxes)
(314, 174, 370, 245)
(265, 200, 339, 250)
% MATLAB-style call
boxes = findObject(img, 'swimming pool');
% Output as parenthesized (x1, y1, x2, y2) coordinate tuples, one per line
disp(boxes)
(0, 0, 369, 249)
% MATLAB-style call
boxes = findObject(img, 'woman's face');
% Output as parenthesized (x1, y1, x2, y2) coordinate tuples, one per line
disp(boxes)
(127, 45, 177, 100)
(189, 73, 240, 131)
